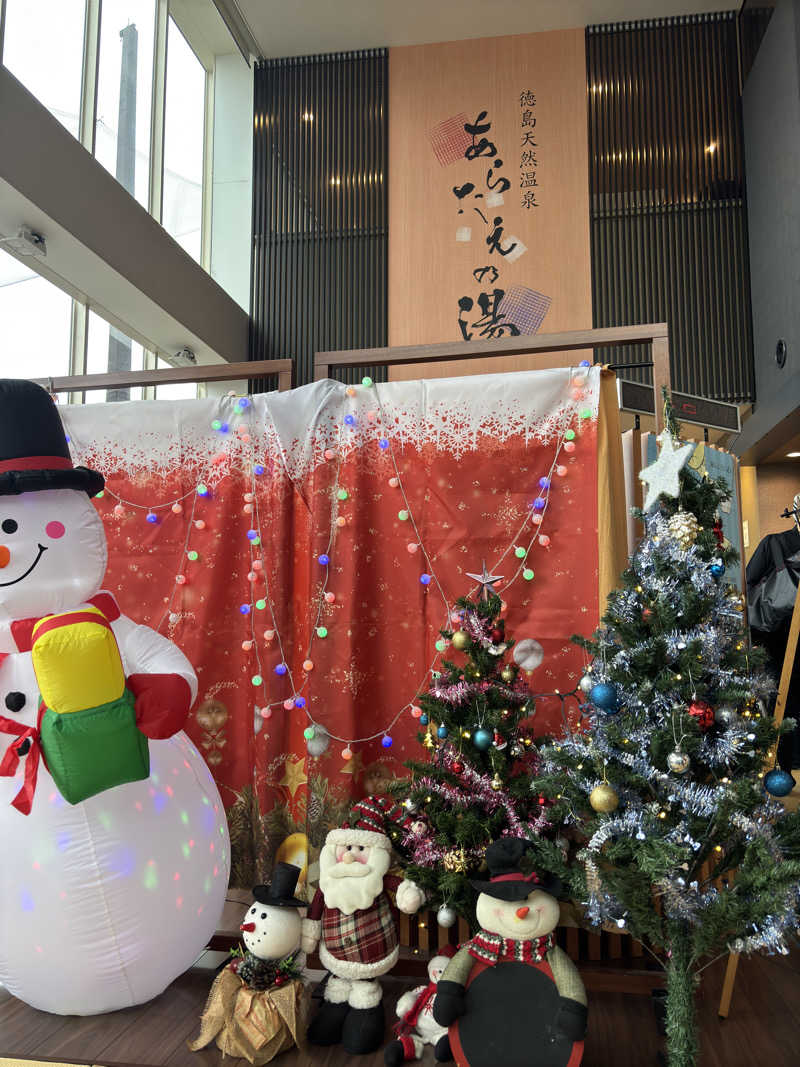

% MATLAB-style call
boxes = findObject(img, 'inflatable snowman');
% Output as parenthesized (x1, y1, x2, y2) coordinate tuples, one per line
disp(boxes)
(0, 379, 229, 1015)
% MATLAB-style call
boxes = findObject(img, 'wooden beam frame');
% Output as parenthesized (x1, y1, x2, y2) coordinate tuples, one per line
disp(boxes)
(32, 359, 294, 395)
(315, 323, 671, 432)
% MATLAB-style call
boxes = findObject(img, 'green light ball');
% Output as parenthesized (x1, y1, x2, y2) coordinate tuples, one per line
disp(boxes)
(251, 674, 263, 686)
(317, 626, 328, 638)
(523, 568, 534, 581)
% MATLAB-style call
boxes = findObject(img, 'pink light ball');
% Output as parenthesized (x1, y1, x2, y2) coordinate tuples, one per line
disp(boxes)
(336, 516, 346, 527)
(175, 574, 187, 585)
(172, 503, 183, 515)
(243, 493, 254, 503)
(324, 449, 336, 461)
(407, 543, 419, 554)
(113, 504, 125, 519)
(303, 659, 314, 672)
(252, 559, 263, 571)
(260, 708, 272, 720)
(388, 477, 399, 488)
(241, 640, 253, 651)
(194, 519, 206, 530)
(563, 441, 576, 454)
(367, 410, 377, 423)
(247, 571, 258, 582)
(556, 465, 568, 477)
(538, 535, 551, 547)
(283, 700, 295, 711)
(532, 513, 544, 526)
(324, 592, 336, 604)
(240, 434, 251, 445)
(242, 504, 254, 514)
(570, 387, 584, 401)
(410, 706, 423, 719)
(264, 630, 276, 641)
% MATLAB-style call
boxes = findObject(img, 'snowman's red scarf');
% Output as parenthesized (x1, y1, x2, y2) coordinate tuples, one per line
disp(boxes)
(467, 930, 554, 965)
(0, 592, 120, 815)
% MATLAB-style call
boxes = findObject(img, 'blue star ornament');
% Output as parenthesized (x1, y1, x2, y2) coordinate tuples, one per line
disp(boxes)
(639, 429, 694, 511)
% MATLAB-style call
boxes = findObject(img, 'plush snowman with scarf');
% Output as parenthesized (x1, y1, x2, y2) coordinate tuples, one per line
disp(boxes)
(433, 838, 587, 1067)
(0, 379, 227, 1016)
(384, 944, 456, 1064)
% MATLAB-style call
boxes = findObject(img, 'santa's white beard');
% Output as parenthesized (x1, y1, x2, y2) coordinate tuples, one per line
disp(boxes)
(319, 844, 391, 915)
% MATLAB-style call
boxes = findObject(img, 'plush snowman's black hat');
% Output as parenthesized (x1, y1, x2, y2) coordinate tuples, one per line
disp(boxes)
(0, 379, 104, 498)
(470, 838, 562, 902)
(252, 863, 306, 908)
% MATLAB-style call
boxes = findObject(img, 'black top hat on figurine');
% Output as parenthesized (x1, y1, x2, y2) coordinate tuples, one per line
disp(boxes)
(0, 379, 104, 498)
(470, 838, 562, 902)
(252, 862, 307, 908)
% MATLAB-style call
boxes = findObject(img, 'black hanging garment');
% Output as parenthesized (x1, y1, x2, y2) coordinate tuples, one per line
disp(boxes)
(746, 528, 800, 771)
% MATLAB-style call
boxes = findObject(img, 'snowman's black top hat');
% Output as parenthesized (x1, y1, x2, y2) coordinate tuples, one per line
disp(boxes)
(0, 380, 104, 498)
(252, 863, 306, 908)
(470, 838, 562, 902)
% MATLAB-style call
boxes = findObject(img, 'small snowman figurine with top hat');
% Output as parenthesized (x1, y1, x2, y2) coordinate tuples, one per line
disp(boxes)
(433, 838, 587, 1067)
(233, 862, 308, 989)
(190, 863, 310, 1063)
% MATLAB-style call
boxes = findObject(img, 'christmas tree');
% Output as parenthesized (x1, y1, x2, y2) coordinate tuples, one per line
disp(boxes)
(392, 582, 551, 930)
(530, 403, 800, 1067)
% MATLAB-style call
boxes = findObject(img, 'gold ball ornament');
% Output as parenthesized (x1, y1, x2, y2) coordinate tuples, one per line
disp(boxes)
(500, 665, 515, 683)
(490, 773, 503, 792)
(451, 630, 471, 651)
(666, 510, 699, 549)
(443, 847, 469, 873)
(589, 783, 619, 813)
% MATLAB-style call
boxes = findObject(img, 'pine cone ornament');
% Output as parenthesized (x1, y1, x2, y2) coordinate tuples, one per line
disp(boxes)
(667, 510, 699, 549)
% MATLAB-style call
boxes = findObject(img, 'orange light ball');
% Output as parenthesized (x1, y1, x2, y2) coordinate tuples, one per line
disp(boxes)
(324, 592, 336, 604)
(538, 535, 551, 547)
(172, 503, 183, 514)
(324, 448, 335, 461)
(532, 513, 543, 525)
(113, 504, 125, 518)
(264, 629, 276, 641)
(410, 706, 423, 718)
(240, 434, 251, 444)
(345, 386, 356, 397)
(342, 747, 353, 761)
(195, 519, 206, 530)
(570, 387, 583, 401)
(336, 516, 346, 527)
(243, 503, 254, 514)
(556, 465, 568, 477)
(243, 492, 255, 503)
(407, 543, 419, 553)
(303, 659, 314, 672)
(242, 640, 253, 651)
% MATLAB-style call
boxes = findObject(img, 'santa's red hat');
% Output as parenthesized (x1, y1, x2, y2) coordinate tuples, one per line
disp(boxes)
(325, 794, 413, 852)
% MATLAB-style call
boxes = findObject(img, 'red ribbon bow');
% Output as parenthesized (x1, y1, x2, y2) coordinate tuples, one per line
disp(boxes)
(0, 716, 42, 816)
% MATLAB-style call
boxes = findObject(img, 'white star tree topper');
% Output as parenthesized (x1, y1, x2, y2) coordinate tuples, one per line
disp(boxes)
(639, 429, 694, 511)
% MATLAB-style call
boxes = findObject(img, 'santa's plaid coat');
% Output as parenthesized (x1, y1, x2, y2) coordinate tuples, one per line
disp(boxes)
(309, 874, 402, 980)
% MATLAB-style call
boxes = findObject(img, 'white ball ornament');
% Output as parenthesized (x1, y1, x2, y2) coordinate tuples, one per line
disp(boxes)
(306, 724, 330, 757)
(513, 638, 544, 671)
(667, 749, 690, 774)
(437, 904, 457, 928)
(579, 674, 594, 694)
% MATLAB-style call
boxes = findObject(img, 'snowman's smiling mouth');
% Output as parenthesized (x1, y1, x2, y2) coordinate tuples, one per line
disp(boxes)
(0, 544, 47, 587)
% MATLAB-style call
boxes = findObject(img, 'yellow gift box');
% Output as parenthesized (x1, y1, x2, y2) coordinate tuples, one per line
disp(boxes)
(31, 605, 125, 715)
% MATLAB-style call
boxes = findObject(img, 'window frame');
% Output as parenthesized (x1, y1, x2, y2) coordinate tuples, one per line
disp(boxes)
(0, 0, 216, 397)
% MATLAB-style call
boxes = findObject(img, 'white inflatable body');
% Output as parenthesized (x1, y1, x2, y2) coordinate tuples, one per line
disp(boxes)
(0, 489, 230, 1014)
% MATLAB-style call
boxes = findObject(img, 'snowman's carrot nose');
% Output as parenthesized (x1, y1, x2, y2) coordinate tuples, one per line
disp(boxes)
(516, 906, 530, 919)
(240, 922, 256, 932)
(0, 546, 10, 568)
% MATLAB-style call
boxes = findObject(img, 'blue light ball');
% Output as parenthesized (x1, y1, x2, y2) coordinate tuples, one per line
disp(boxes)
(710, 562, 725, 578)
(437, 725, 448, 739)
(254, 463, 265, 476)
(579, 359, 591, 368)
(344, 414, 356, 426)
(237, 397, 250, 409)
(764, 769, 795, 797)
(246, 529, 258, 541)
(533, 497, 546, 511)
(275, 663, 288, 676)
(219, 422, 229, 433)
(294, 696, 306, 708)
(420, 714, 429, 726)
(381, 735, 393, 748)
(146, 512, 158, 524)
(379, 438, 390, 450)
(318, 554, 330, 566)
(239, 604, 251, 615)
(538, 477, 551, 490)
(589, 683, 619, 713)
(420, 573, 431, 586)
(473, 728, 492, 751)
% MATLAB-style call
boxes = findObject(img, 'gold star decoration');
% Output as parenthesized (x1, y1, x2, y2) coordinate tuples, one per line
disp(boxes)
(279, 755, 308, 797)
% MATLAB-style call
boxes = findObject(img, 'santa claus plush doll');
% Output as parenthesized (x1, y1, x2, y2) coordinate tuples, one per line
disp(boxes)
(301, 796, 426, 1055)
(384, 944, 457, 1064)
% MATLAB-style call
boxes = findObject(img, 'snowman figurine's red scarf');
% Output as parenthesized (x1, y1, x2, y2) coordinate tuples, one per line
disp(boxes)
(0, 592, 120, 815)
(467, 930, 554, 965)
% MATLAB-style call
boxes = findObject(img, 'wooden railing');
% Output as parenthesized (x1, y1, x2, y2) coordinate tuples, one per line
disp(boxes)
(34, 358, 294, 396)
(315, 323, 672, 432)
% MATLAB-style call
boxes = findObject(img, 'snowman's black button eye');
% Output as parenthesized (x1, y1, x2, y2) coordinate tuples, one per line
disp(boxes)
(346, 845, 352, 851)
(358, 846, 364, 852)
(250, 907, 256, 914)
(1, 519, 18, 535)
(261, 913, 267, 919)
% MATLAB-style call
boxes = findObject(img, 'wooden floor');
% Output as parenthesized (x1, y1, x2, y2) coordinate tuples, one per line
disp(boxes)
(1, 949, 799, 1067)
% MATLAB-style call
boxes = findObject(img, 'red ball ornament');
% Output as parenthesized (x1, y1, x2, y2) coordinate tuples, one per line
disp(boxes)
(642, 607, 653, 621)
(688, 699, 714, 731)
(490, 626, 504, 644)
(452, 760, 465, 774)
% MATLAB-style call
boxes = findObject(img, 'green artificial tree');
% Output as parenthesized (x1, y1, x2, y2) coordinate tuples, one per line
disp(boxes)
(391, 586, 550, 930)
(530, 401, 800, 1067)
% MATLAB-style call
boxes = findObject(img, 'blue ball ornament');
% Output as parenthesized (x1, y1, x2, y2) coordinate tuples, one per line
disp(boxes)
(437, 725, 448, 739)
(381, 735, 393, 748)
(589, 683, 619, 713)
(710, 562, 725, 578)
(473, 728, 492, 751)
(764, 769, 795, 797)
(420, 714, 429, 726)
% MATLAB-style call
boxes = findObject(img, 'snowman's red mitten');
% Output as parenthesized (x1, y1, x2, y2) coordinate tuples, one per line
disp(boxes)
(431, 981, 465, 1026)
(554, 996, 588, 1041)
(127, 673, 193, 739)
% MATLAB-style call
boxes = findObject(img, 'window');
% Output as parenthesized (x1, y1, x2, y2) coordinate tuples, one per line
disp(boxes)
(85, 310, 144, 403)
(163, 17, 206, 262)
(94, 0, 156, 207)
(0, 250, 72, 378)
(155, 357, 198, 400)
(2, 0, 86, 138)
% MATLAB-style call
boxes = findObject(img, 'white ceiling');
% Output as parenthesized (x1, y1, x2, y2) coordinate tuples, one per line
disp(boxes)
(235, 0, 733, 58)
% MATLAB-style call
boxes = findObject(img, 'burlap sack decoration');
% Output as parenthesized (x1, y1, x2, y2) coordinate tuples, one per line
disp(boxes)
(189, 966, 309, 1064)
